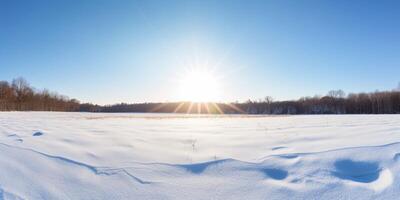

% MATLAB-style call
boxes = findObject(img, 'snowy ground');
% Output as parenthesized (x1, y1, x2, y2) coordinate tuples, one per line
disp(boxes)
(0, 112, 399, 199)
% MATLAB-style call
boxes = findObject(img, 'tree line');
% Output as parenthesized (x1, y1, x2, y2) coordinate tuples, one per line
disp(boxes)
(81, 89, 400, 114)
(239, 89, 400, 114)
(0, 77, 80, 111)
(1, 77, 400, 114)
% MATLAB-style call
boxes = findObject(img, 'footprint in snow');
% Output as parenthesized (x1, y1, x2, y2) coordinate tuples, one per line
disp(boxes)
(33, 132, 44, 137)
(262, 168, 288, 180)
(332, 159, 380, 183)
(332, 159, 394, 192)
(7, 134, 23, 142)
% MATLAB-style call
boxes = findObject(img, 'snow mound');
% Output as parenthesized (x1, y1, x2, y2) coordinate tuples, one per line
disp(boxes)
(0, 141, 398, 199)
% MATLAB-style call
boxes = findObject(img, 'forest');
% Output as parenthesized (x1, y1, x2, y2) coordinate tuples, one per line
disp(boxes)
(0, 78, 80, 111)
(1, 78, 400, 114)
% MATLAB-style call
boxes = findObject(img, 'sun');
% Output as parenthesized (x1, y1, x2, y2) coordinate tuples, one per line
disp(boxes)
(177, 68, 221, 102)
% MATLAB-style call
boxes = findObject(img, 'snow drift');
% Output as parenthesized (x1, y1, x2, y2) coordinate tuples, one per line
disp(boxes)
(0, 112, 399, 199)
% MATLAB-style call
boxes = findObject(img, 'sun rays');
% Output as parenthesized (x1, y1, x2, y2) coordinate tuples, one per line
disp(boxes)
(162, 42, 241, 114)
(150, 101, 245, 114)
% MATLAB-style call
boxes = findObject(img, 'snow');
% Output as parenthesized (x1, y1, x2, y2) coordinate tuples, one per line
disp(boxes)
(0, 112, 399, 199)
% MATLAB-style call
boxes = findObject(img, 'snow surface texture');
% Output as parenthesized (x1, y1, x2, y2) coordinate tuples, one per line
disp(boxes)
(0, 112, 399, 199)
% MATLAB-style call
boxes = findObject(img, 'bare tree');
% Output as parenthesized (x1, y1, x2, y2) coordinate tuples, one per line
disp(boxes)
(327, 89, 345, 98)
(264, 96, 274, 113)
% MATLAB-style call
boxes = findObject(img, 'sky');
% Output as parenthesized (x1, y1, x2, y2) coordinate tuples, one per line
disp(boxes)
(1, 0, 400, 105)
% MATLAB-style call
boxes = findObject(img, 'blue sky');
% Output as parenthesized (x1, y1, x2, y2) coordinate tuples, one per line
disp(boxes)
(1, 0, 400, 104)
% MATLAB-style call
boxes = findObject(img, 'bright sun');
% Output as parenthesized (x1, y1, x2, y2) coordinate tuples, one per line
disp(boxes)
(177, 68, 221, 102)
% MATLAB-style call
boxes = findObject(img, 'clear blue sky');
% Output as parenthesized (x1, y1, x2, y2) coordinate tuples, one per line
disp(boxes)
(1, 0, 400, 104)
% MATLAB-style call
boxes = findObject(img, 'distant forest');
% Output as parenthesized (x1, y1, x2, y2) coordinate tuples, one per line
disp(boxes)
(0, 78, 80, 111)
(1, 77, 400, 114)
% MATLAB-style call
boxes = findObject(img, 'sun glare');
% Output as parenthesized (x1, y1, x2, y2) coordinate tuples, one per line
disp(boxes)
(177, 68, 221, 102)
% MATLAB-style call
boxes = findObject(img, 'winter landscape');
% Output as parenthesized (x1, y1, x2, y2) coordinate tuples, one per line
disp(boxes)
(0, 112, 399, 199)
(2, 0, 400, 199)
